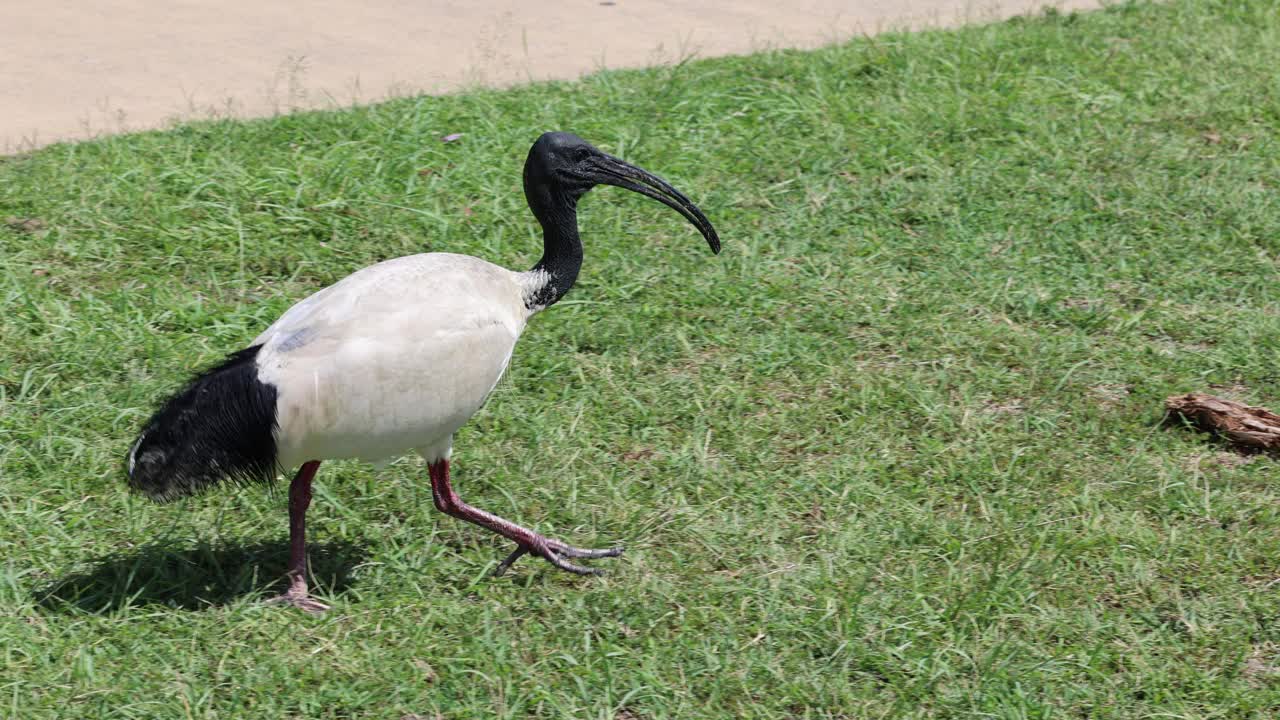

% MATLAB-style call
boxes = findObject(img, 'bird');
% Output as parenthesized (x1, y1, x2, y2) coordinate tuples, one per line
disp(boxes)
(125, 131, 720, 613)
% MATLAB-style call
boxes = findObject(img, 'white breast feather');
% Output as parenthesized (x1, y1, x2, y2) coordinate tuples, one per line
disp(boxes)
(253, 253, 532, 467)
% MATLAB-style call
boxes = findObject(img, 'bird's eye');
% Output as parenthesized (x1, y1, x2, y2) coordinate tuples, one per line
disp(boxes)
(573, 148, 591, 163)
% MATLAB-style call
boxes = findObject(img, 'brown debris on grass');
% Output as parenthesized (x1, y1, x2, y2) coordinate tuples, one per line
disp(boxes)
(1165, 393, 1280, 452)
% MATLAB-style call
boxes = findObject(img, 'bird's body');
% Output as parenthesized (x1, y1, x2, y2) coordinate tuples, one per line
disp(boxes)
(126, 132, 719, 613)
(254, 253, 535, 467)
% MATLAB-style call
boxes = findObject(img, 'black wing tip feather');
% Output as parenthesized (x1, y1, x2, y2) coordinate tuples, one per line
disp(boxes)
(126, 345, 280, 502)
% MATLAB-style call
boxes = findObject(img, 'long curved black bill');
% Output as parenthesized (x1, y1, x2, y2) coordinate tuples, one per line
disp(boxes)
(591, 155, 721, 254)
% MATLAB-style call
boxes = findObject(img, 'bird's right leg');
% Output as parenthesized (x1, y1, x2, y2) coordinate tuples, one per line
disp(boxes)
(427, 459, 623, 576)
(268, 460, 330, 614)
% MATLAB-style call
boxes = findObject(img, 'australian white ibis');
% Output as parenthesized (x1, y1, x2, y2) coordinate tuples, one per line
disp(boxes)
(126, 131, 720, 613)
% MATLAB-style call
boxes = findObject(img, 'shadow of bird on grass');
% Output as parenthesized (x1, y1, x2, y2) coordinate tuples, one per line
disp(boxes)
(33, 539, 370, 613)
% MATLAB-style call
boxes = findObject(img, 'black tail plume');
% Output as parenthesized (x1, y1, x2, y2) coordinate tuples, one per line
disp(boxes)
(126, 346, 280, 502)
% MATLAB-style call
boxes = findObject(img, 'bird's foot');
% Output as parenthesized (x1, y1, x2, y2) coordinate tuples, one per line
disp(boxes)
(494, 537, 624, 576)
(267, 584, 330, 615)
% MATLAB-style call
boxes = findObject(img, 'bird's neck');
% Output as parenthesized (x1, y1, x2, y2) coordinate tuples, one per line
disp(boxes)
(521, 194, 582, 312)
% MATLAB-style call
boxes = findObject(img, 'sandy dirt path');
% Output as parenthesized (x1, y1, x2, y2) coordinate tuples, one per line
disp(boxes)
(3, 0, 1101, 151)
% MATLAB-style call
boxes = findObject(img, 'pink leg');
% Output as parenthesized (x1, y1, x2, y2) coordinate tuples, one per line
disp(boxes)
(427, 459, 623, 576)
(268, 460, 330, 614)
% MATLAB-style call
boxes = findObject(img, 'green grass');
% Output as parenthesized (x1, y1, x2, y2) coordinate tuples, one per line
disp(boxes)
(4, 0, 1280, 716)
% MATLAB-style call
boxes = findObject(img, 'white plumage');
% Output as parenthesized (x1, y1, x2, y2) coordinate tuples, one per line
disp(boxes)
(254, 253, 537, 467)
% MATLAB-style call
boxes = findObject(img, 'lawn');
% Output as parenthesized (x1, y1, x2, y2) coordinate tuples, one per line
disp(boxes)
(4, 1, 1280, 717)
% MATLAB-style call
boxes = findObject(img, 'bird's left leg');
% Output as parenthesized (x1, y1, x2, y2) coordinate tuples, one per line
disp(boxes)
(268, 460, 330, 614)
(427, 459, 623, 576)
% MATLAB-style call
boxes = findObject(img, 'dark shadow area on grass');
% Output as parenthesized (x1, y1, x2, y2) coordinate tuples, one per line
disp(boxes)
(33, 539, 370, 613)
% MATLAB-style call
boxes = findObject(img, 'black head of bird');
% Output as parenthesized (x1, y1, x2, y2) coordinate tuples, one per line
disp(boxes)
(522, 131, 721, 255)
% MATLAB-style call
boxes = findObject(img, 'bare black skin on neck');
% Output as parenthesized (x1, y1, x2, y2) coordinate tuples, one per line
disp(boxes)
(520, 131, 721, 310)
(524, 149, 584, 309)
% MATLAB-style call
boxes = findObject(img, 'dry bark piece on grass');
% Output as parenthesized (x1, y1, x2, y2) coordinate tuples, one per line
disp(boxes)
(1165, 392, 1280, 451)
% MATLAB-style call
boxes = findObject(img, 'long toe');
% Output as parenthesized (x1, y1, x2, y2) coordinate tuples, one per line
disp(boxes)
(540, 539, 624, 573)
(268, 593, 331, 615)
(493, 546, 529, 577)
(493, 537, 625, 577)
(543, 551, 603, 576)
(551, 543, 625, 559)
